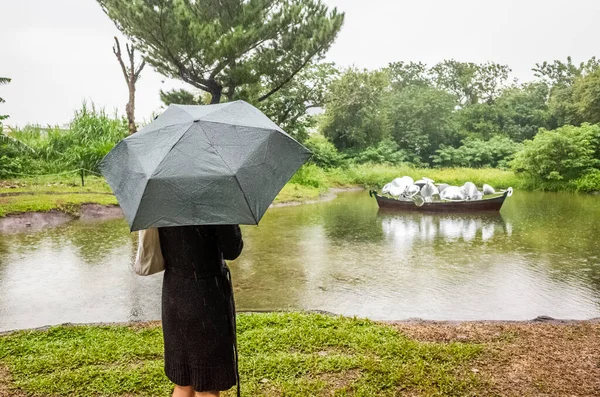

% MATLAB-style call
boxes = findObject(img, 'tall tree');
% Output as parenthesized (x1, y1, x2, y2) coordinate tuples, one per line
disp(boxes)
(321, 68, 389, 150)
(387, 61, 431, 90)
(573, 68, 600, 125)
(113, 37, 145, 134)
(98, 0, 344, 104)
(254, 62, 338, 141)
(496, 82, 551, 141)
(431, 60, 511, 106)
(158, 62, 337, 141)
(533, 57, 600, 128)
(0, 77, 11, 121)
(457, 82, 551, 141)
(533, 56, 600, 87)
(386, 85, 459, 162)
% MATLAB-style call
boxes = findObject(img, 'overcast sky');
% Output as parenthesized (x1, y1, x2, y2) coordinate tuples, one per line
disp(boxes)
(1, 0, 599, 127)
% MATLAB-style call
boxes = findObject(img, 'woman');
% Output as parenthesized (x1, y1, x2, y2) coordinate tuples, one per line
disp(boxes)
(159, 224, 243, 397)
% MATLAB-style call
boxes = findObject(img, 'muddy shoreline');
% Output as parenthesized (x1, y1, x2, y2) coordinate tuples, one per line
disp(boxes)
(0, 188, 364, 233)
(0, 204, 123, 233)
(1, 314, 598, 336)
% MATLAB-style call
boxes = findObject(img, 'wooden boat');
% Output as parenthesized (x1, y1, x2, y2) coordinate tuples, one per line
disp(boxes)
(370, 188, 512, 213)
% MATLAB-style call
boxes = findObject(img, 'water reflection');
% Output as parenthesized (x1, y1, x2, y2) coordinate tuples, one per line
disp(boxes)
(0, 190, 599, 331)
(380, 212, 511, 246)
(0, 220, 163, 331)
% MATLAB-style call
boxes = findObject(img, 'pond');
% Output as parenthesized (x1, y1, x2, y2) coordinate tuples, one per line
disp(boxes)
(1, 190, 599, 331)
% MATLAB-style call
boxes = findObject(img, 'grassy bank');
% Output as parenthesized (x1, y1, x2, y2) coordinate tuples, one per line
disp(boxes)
(0, 174, 320, 217)
(1, 313, 598, 397)
(293, 163, 600, 193)
(325, 164, 522, 189)
(1, 164, 596, 218)
(0, 313, 483, 397)
(0, 176, 116, 217)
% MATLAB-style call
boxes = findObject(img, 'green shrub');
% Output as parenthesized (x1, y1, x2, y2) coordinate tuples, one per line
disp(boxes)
(431, 135, 522, 168)
(3, 102, 128, 176)
(346, 139, 413, 166)
(512, 123, 600, 181)
(0, 127, 41, 177)
(574, 169, 600, 192)
(303, 134, 345, 168)
(288, 163, 328, 189)
(58, 103, 128, 172)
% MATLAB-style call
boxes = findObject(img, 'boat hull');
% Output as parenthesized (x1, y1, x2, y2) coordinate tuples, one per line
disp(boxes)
(370, 190, 509, 213)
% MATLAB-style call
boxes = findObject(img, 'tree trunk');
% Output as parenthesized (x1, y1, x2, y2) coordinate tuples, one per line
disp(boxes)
(210, 89, 222, 104)
(113, 37, 145, 134)
(126, 77, 136, 134)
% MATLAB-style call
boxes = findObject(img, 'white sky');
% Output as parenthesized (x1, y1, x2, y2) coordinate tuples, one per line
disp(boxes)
(1, 0, 599, 127)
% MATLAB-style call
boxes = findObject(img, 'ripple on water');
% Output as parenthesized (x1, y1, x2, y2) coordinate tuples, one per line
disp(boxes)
(1, 191, 600, 330)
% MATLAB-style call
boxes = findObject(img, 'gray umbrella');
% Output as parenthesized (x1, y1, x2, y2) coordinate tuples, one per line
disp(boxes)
(100, 101, 311, 231)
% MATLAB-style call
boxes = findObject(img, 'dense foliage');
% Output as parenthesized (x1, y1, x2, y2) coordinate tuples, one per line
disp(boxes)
(319, 68, 389, 149)
(303, 134, 345, 168)
(98, 0, 344, 105)
(5, 55, 600, 192)
(312, 56, 600, 191)
(0, 103, 128, 178)
(432, 136, 523, 169)
(512, 124, 600, 182)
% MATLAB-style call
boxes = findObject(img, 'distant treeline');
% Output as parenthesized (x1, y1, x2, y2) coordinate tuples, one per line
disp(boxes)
(2, 57, 600, 191)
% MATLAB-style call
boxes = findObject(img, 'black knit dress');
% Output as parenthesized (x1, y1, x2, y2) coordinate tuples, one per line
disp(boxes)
(158, 225, 243, 393)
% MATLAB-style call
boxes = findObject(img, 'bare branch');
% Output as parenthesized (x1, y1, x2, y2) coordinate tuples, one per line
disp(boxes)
(127, 43, 136, 82)
(112, 36, 146, 134)
(113, 37, 129, 84)
(134, 59, 146, 82)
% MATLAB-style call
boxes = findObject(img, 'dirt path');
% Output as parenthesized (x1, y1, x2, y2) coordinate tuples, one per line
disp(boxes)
(391, 319, 600, 397)
(0, 366, 26, 397)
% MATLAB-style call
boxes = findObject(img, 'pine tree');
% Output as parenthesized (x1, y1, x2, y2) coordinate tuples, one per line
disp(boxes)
(98, 0, 344, 104)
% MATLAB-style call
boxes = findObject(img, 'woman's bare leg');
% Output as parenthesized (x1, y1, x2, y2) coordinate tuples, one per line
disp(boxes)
(172, 385, 194, 397)
(195, 392, 219, 397)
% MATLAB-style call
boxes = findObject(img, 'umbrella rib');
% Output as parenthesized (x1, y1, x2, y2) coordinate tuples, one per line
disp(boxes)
(232, 174, 259, 225)
(198, 124, 259, 225)
(202, 120, 285, 136)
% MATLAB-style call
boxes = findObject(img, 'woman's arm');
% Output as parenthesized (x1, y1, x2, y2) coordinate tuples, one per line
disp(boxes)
(213, 225, 243, 260)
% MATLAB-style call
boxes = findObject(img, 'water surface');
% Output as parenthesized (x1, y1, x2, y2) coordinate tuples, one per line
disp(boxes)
(1, 191, 599, 331)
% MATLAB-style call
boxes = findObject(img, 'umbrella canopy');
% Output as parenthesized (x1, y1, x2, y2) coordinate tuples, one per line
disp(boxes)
(100, 100, 311, 231)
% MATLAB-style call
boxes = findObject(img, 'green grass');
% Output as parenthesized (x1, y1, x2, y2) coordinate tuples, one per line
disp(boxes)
(0, 193, 118, 217)
(0, 173, 116, 217)
(0, 313, 485, 397)
(0, 175, 111, 194)
(273, 183, 324, 204)
(323, 164, 523, 190)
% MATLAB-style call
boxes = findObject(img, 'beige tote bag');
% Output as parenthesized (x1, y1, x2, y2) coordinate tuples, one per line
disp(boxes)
(134, 228, 165, 276)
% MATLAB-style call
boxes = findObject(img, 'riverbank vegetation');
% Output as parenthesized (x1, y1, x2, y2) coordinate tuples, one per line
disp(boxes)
(0, 175, 114, 217)
(3, 59, 600, 196)
(0, 165, 520, 217)
(1, 313, 598, 397)
(2, 3, 600, 196)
